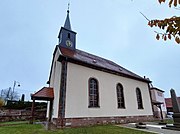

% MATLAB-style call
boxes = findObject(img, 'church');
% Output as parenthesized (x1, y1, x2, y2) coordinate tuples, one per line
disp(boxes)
(32, 9, 154, 127)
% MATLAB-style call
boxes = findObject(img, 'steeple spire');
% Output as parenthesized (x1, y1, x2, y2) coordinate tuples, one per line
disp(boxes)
(58, 2, 76, 50)
(64, 3, 72, 30)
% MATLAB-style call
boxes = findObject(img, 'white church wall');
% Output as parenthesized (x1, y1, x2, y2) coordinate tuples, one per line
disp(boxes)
(47, 49, 61, 118)
(65, 63, 153, 118)
(51, 61, 61, 118)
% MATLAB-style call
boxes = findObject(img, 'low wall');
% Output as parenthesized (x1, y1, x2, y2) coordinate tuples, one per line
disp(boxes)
(0, 115, 31, 122)
(0, 109, 46, 122)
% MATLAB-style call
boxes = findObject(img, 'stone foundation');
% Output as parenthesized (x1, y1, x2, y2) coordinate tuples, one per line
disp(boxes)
(53, 115, 154, 128)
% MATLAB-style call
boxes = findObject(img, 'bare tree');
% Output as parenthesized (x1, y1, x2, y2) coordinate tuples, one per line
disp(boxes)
(0, 88, 19, 101)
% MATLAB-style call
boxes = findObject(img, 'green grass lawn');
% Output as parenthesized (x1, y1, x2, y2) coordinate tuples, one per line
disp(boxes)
(0, 124, 153, 134)
(164, 119, 174, 124)
(154, 119, 174, 124)
(0, 121, 29, 125)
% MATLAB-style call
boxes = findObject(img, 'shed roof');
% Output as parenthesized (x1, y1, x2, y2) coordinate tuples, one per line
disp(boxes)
(31, 87, 54, 101)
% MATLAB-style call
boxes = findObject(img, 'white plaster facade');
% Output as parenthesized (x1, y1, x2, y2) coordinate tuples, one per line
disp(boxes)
(46, 47, 154, 125)
(47, 49, 61, 118)
(65, 62, 153, 118)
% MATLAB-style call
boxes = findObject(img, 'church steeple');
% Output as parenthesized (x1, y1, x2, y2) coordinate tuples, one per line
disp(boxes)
(58, 4, 76, 50)
(64, 5, 72, 30)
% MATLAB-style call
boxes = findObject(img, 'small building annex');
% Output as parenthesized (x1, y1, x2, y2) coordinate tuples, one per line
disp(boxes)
(150, 87, 167, 119)
(32, 9, 154, 127)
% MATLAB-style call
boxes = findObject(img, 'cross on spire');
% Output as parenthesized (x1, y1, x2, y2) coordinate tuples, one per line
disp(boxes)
(68, 3, 70, 11)
(64, 2, 71, 30)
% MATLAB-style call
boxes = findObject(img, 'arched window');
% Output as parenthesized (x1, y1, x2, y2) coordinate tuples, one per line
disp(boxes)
(116, 83, 125, 108)
(136, 88, 143, 109)
(88, 78, 99, 108)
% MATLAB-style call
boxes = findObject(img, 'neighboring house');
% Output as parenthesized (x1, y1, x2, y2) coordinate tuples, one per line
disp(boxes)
(32, 9, 154, 127)
(150, 87, 167, 119)
(165, 97, 180, 112)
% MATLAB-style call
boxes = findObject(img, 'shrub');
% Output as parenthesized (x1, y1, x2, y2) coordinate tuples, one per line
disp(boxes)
(0, 98, 5, 108)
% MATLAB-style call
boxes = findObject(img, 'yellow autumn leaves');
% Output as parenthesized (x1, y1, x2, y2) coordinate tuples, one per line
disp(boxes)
(148, 17, 180, 44)
(148, 0, 180, 44)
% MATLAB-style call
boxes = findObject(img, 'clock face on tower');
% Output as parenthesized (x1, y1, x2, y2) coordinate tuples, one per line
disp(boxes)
(66, 40, 73, 47)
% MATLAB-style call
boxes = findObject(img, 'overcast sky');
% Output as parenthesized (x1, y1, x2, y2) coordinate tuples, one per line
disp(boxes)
(0, 0, 179, 100)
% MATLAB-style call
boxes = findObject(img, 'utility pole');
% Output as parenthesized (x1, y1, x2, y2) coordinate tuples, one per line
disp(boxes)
(11, 81, 20, 100)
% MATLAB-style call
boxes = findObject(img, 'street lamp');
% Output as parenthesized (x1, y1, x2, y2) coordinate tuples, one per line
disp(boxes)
(11, 81, 20, 100)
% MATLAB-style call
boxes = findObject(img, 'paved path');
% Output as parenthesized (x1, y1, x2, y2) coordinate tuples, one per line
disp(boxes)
(120, 123, 180, 134)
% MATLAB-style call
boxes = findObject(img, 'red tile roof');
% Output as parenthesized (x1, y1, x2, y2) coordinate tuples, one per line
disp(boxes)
(31, 87, 54, 100)
(165, 97, 180, 108)
(59, 46, 150, 83)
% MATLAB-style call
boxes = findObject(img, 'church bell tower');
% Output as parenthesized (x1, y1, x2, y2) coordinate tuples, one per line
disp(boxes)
(58, 6, 76, 50)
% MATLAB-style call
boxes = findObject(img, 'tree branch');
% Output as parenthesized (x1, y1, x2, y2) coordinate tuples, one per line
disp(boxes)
(140, 12, 150, 21)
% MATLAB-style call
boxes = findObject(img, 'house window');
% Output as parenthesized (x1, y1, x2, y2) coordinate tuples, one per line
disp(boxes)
(88, 78, 99, 108)
(116, 83, 125, 108)
(136, 88, 143, 109)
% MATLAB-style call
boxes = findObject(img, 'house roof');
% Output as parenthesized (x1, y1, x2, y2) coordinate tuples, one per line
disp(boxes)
(58, 46, 150, 83)
(31, 87, 54, 101)
(165, 97, 180, 108)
